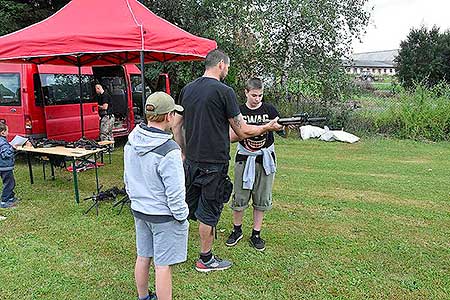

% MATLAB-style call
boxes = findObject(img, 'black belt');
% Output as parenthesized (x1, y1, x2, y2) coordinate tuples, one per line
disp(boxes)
(235, 152, 276, 164)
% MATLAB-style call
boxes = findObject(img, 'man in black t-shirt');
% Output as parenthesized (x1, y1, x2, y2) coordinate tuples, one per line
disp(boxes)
(95, 83, 115, 145)
(173, 50, 283, 273)
(226, 78, 285, 252)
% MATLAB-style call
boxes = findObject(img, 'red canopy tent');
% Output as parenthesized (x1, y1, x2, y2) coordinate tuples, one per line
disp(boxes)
(0, 0, 217, 135)
(0, 0, 216, 65)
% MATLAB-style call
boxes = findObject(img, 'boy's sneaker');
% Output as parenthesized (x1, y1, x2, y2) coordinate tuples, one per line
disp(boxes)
(0, 201, 16, 209)
(137, 292, 157, 300)
(147, 293, 157, 300)
(226, 230, 243, 247)
(7, 197, 19, 203)
(195, 256, 232, 272)
(250, 235, 265, 251)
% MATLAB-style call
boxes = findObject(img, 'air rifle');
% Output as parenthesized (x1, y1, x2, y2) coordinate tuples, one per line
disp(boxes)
(246, 113, 326, 126)
(84, 186, 127, 215)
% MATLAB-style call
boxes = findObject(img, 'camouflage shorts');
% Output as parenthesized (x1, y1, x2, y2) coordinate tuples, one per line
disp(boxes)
(100, 115, 115, 142)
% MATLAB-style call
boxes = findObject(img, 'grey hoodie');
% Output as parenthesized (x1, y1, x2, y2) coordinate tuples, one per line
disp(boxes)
(124, 124, 188, 221)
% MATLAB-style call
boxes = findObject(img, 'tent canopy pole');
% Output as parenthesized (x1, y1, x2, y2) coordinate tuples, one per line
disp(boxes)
(140, 51, 146, 119)
(77, 57, 85, 138)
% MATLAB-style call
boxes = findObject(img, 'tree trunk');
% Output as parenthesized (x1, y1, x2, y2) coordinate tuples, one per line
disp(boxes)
(281, 33, 294, 100)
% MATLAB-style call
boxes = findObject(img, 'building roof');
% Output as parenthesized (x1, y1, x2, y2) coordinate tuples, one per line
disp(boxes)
(344, 49, 399, 68)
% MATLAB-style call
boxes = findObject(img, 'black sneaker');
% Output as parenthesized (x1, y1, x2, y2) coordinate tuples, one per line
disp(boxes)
(249, 234, 265, 251)
(137, 291, 157, 300)
(0, 201, 16, 209)
(8, 197, 19, 203)
(226, 230, 243, 247)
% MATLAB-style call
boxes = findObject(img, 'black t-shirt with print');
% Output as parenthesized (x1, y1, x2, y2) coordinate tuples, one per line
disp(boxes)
(180, 77, 241, 163)
(96, 92, 113, 116)
(236, 102, 280, 162)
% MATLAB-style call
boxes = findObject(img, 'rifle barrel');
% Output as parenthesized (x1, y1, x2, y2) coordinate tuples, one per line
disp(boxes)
(303, 117, 327, 122)
(246, 115, 326, 126)
(277, 116, 326, 125)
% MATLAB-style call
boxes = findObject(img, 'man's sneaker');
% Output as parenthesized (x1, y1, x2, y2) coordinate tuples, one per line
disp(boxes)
(226, 230, 243, 247)
(0, 201, 16, 209)
(249, 235, 265, 251)
(195, 256, 232, 272)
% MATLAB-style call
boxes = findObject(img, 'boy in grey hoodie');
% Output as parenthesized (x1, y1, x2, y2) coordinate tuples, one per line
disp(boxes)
(0, 123, 17, 209)
(124, 92, 188, 300)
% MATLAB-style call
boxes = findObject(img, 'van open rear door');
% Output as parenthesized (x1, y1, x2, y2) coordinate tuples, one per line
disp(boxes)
(0, 103, 25, 140)
(0, 65, 25, 140)
(38, 65, 99, 142)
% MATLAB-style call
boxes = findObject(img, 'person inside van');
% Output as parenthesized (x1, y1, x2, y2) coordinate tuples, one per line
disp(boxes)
(95, 83, 115, 148)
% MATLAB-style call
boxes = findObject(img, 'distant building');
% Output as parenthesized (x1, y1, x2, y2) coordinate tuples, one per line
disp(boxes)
(344, 49, 398, 76)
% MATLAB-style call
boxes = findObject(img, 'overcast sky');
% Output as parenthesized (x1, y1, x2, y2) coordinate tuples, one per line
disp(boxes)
(352, 0, 450, 53)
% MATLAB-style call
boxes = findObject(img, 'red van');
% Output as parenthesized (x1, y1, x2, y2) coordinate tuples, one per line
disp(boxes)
(0, 63, 165, 141)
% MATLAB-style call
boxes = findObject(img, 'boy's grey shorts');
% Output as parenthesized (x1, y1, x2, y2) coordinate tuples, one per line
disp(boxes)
(134, 217, 189, 266)
(231, 160, 274, 211)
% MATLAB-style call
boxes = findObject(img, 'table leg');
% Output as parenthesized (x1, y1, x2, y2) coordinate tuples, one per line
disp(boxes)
(51, 161, 55, 180)
(72, 159, 79, 204)
(94, 153, 100, 193)
(42, 160, 46, 180)
(27, 152, 34, 184)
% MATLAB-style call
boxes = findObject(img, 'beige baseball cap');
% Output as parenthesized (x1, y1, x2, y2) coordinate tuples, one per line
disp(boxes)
(145, 92, 183, 115)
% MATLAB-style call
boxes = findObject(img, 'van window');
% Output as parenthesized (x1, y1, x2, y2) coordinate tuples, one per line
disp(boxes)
(40, 74, 95, 105)
(0, 73, 21, 106)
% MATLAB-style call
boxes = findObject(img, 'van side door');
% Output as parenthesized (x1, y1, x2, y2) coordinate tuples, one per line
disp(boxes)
(0, 68, 24, 140)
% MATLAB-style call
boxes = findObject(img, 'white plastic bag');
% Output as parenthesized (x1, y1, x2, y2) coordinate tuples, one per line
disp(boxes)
(300, 125, 326, 140)
(319, 126, 360, 143)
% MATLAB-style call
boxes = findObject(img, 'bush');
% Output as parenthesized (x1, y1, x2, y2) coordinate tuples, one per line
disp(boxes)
(262, 88, 354, 130)
(347, 83, 450, 141)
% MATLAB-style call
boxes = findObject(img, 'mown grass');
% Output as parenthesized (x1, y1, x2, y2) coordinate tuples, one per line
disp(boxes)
(0, 137, 449, 300)
(372, 82, 393, 91)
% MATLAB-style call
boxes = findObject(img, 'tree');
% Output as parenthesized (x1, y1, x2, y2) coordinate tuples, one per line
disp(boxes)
(253, 0, 370, 102)
(142, 0, 370, 106)
(0, 0, 69, 36)
(1, 0, 371, 108)
(396, 26, 450, 89)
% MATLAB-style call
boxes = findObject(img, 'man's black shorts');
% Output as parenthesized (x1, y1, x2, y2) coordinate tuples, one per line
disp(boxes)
(184, 159, 233, 227)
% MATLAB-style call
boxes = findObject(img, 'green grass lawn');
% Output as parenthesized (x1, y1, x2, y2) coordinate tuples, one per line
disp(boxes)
(372, 82, 392, 91)
(1, 137, 449, 300)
